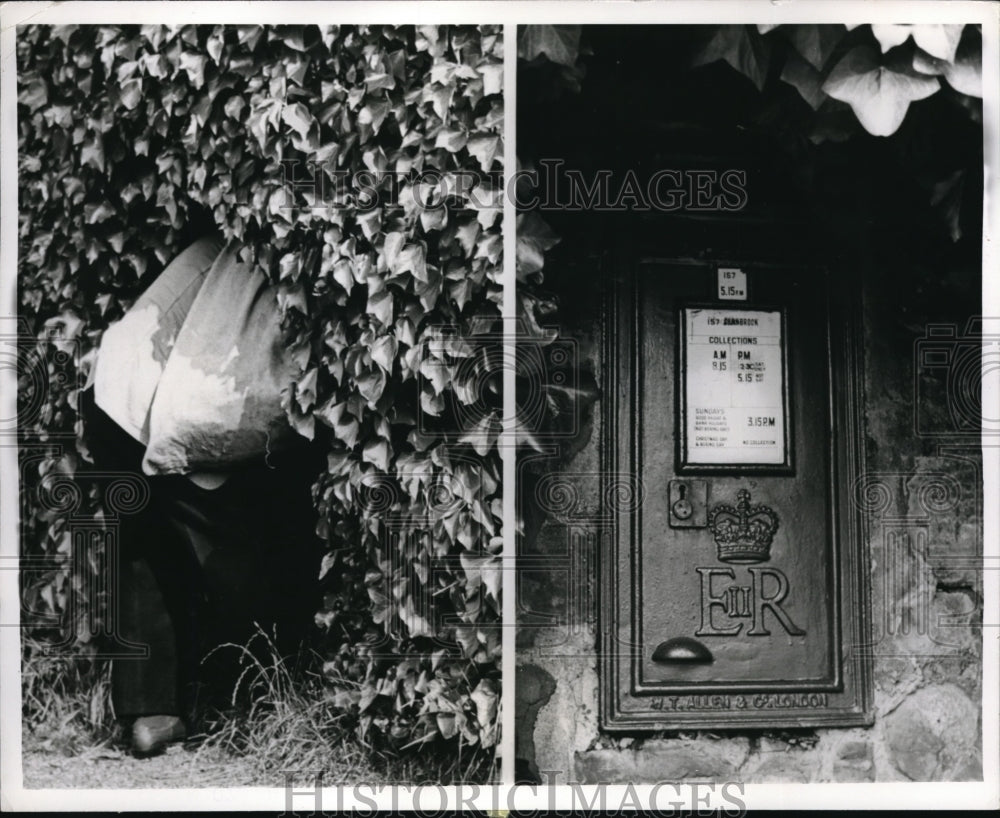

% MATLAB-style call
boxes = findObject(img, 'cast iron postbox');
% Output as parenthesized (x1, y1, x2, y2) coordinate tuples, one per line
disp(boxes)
(601, 256, 872, 729)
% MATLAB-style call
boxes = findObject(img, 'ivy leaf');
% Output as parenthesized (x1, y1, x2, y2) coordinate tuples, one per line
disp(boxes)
(319, 552, 337, 580)
(946, 26, 982, 98)
(206, 32, 225, 63)
(515, 212, 560, 281)
(365, 72, 395, 93)
(469, 678, 499, 730)
(467, 134, 500, 172)
(436, 712, 458, 739)
(286, 403, 316, 441)
(517, 25, 581, 67)
(912, 27, 982, 98)
(85, 201, 116, 224)
(479, 63, 503, 96)
(399, 595, 432, 638)
(449, 278, 474, 312)
(518, 291, 559, 344)
(783, 24, 844, 71)
(282, 102, 317, 139)
(693, 25, 771, 92)
(419, 357, 451, 395)
(435, 127, 468, 153)
(870, 24, 912, 54)
(458, 412, 499, 456)
(316, 399, 361, 447)
(80, 134, 105, 172)
(332, 259, 354, 294)
(362, 438, 392, 471)
(120, 78, 143, 110)
(872, 24, 963, 62)
(455, 219, 481, 257)
(358, 99, 390, 143)
(224, 95, 246, 120)
(179, 51, 208, 89)
(371, 336, 397, 373)
(94, 293, 116, 316)
(277, 281, 308, 315)
(295, 367, 318, 412)
(383, 231, 405, 272)
(44, 310, 85, 354)
(397, 243, 427, 281)
(367, 288, 394, 328)
(822, 46, 939, 136)
(277, 25, 307, 51)
(420, 206, 448, 234)
(416, 25, 446, 58)
(359, 683, 378, 713)
(357, 367, 387, 406)
(780, 49, 827, 110)
(357, 209, 382, 242)
(479, 556, 502, 601)
(18, 77, 49, 112)
(454, 625, 481, 658)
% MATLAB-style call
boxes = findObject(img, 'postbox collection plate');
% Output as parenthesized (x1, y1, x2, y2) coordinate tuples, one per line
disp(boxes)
(679, 306, 791, 469)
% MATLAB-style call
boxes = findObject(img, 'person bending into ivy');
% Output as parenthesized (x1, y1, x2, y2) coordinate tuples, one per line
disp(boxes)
(81, 234, 323, 756)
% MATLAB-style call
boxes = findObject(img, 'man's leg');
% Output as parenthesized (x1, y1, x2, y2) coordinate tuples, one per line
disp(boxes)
(80, 389, 189, 751)
(82, 388, 322, 737)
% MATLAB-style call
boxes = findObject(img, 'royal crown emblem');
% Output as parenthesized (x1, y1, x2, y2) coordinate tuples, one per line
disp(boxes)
(708, 489, 779, 563)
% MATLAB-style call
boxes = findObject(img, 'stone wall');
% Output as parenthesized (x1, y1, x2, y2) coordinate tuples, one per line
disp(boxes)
(515, 252, 983, 784)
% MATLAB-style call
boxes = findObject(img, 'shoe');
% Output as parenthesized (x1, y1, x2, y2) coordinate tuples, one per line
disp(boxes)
(131, 715, 186, 756)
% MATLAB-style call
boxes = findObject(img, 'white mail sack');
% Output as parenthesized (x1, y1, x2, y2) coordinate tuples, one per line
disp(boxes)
(95, 237, 299, 475)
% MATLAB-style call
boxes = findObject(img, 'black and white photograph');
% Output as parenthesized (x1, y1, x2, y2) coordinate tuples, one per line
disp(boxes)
(515, 18, 995, 792)
(2, 0, 998, 813)
(5, 10, 504, 794)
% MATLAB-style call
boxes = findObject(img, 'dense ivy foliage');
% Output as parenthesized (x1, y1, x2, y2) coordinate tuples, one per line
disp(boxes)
(17, 23, 503, 762)
(520, 23, 983, 136)
(517, 23, 982, 243)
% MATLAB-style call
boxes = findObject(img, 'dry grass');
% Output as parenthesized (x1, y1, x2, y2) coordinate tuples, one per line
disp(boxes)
(21, 638, 121, 757)
(199, 628, 497, 784)
(21, 630, 496, 785)
(194, 628, 382, 783)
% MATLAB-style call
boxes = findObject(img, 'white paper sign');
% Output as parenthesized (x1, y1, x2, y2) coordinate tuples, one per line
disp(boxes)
(683, 307, 786, 465)
(717, 267, 747, 300)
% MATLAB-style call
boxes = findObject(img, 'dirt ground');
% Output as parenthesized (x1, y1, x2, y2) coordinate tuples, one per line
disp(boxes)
(21, 744, 265, 789)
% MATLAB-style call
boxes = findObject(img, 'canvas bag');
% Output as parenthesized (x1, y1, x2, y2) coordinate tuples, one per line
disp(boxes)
(94, 234, 226, 446)
(140, 241, 300, 475)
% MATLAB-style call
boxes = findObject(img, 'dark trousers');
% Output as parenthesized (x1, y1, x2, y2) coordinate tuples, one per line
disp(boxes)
(80, 389, 321, 722)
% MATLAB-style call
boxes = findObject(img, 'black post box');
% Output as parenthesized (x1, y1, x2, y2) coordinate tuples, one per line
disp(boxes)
(601, 255, 873, 729)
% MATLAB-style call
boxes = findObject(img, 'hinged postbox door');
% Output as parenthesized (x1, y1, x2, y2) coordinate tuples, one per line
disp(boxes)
(602, 259, 872, 730)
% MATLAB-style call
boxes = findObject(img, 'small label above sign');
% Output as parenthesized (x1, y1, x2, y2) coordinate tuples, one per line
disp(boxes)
(682, 307, 788, 467)
(717, 268, 747, 301)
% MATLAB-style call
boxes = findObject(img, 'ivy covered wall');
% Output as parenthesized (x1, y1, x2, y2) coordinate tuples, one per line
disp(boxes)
(17, 23, 504, 767)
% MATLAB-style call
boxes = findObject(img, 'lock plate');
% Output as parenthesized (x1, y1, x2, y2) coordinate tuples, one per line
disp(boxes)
(668, 479, 707, 528)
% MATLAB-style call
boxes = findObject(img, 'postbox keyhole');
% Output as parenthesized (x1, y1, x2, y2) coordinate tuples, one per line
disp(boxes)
(672, 485, 693, 520)
(669, 479, 707, 528)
